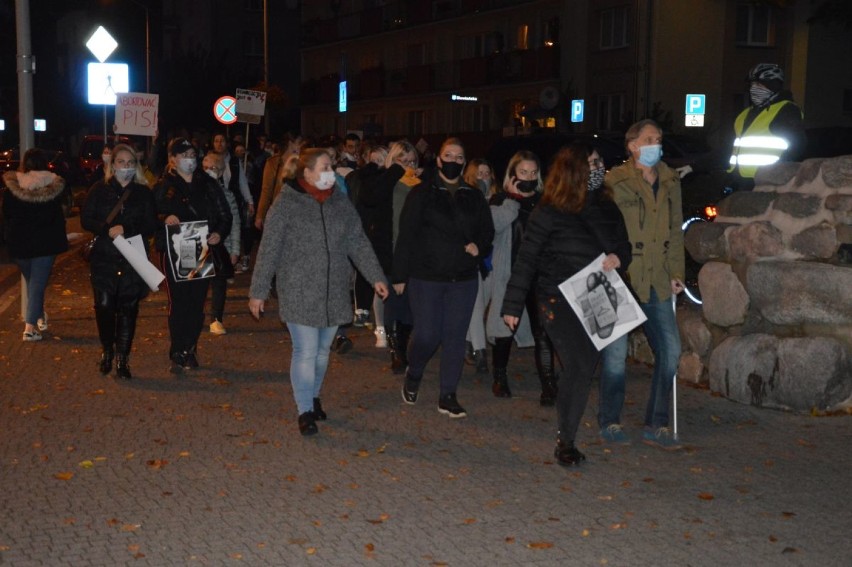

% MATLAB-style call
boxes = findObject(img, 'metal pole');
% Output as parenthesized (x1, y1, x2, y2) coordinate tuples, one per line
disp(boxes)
(671, 294, 679, 440)
(263, 0, 270, 136)
(16, 0, 35, 321)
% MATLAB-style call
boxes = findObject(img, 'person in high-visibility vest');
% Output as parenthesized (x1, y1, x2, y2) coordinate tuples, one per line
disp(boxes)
(726, 63, 805, 192)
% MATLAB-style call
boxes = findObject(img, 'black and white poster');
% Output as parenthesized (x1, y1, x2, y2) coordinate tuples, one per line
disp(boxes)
(165, 221, 215, 281)
(558, 254, 647, 350)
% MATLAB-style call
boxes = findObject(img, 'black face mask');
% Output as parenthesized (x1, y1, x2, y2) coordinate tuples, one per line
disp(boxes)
(439, 160, 464, 180)
(516, 179, 538, 193)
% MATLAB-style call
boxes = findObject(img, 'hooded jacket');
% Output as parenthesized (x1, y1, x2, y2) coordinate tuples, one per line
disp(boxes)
(2, 170, 68, 259)
(605, 159, 684, 303)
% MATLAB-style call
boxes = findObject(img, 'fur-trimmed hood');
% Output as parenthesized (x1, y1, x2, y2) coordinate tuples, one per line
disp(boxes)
(2, 170, 65, 203)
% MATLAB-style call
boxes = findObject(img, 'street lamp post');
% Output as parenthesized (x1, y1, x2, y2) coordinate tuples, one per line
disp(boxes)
(126, 0, 150, 94)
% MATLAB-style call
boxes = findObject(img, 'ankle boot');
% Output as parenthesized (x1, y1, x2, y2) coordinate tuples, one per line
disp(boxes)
(492, 367, 512, 398)
(472, 349, 488, 374)
(98, 350, 114, 375)
(115, 303, 138, 363)
(115, 355, 132, 380)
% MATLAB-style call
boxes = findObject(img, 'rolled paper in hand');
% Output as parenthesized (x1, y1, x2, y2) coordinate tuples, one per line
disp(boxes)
(112, 235, 165, 291)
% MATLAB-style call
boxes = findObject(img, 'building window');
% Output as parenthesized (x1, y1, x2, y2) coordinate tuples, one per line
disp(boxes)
(600, 6, 629, 50)
(408, 110, 425, 136)
(597, 93, 625, 131)
(516, 24, 529, 50)
(736, 3, 774, 46)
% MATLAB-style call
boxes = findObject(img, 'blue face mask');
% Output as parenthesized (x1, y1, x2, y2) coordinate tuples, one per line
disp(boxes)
(637, 144, 662, 167)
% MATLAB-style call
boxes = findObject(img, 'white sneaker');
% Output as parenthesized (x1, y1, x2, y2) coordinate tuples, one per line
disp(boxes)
(374, 326, 388, 348)
(210, 320, 227, 335)
(37, 312, 48, 332)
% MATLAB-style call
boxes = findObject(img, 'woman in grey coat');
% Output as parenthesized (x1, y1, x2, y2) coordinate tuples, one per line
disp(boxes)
(249, 148, 388, 436)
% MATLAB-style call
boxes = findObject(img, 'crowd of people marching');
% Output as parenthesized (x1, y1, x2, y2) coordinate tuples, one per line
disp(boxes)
(3, 119, 687, 464)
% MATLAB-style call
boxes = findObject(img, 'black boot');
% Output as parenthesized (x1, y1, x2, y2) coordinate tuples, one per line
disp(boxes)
(492, 367, 512, 398)
(535, 333, 558, 407)
(115, 355, 132, 380)
(98, 350, 114, 375)
(554, 439, 586, 466)
(472, 349, 488, 374)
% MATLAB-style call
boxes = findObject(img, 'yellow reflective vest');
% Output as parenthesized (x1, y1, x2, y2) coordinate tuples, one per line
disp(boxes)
(728, 100, 799, 179)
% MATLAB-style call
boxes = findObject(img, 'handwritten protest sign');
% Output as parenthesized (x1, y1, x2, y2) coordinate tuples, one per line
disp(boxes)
(114, 92, 159, 136)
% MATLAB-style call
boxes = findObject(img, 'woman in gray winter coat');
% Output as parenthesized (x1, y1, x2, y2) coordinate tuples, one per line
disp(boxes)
(248, 148, 389, 436)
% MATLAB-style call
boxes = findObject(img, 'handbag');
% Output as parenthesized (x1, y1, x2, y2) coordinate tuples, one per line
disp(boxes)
(81, 187, 132, 262)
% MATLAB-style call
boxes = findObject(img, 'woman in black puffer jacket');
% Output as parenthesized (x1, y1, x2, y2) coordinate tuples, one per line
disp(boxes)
(502, 143, 631, 467)
(82, 143, 158, 379)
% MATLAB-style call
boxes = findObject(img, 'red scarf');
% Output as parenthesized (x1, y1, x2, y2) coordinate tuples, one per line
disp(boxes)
(298, 178, 334, 203)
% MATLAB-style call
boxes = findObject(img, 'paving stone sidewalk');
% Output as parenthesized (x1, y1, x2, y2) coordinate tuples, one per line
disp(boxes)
(0, 249, 849, 566)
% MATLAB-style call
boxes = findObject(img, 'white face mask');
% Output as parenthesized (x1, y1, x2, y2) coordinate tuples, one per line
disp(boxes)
(315, 170, 336, 190)
(102, 153, 111, 164)
(115, 168, 136, 184)
(177, 157, 197, 176)
(205, 168, 219, 179)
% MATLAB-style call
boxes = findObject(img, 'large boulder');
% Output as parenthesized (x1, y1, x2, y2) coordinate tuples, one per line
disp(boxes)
(709, 334, 852, 411)
(748, 260, 852, 326)
(820, 155, 852, 189)
(677, 305, 713, 358)
(728, 221, 784, 262)
(717, 192, 776, 219)
(699, 262, 749, 327)
(684, 222, 734, 263)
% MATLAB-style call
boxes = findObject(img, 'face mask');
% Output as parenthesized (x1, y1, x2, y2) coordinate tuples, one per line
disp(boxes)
(439, 160, 464, 180)
(750, 84, 773, 107)
(477, 179, 489, 195)
(588, 168, 606, 192)
(177, 157, 197, 176)
(115, 168, 136, 184)
(205, 168, 219, 179)
(102, 153, 111, 164)
(315, 170, 336, 190)
(516, 179, 538, 194)
(637, 144, 662, 168)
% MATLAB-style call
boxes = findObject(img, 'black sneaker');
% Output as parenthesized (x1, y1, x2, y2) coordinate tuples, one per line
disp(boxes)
(332, 334, 353, 354)
(184, 350, 199, 369)
(438, 393, 467, 418)
(553, 439, 586, 466)
(298, 411, 318, 436)
(169, 352, 186, 375)
(401, 374, 420, 405)
(312, 398, 327, 421)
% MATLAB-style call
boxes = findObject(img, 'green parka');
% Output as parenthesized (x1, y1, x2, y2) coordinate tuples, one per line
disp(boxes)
(606, 159, 684, 303)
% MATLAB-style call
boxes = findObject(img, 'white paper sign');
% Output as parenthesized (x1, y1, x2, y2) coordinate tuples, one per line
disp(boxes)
(558, 254, 647, 350)
(165, 221, 215, 281)
(115, 92, 159, 136)
(235, 88, 266, 124)
(113, 234, 165, 291)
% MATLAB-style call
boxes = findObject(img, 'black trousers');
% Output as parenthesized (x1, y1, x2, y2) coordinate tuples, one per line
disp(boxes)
(93, 281, 141, 357)
(160, 252, 210, 355)
(539, 293, 600, 444)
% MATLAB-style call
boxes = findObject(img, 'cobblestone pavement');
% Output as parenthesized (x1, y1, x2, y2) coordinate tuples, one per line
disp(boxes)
(0, 247, 850, 566)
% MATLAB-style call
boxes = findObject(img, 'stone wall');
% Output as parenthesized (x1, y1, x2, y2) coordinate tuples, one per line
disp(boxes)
(683, 156, 852, 412)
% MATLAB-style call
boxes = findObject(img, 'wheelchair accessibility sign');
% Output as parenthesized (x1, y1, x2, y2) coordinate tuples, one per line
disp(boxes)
(684, 94, 705, 127)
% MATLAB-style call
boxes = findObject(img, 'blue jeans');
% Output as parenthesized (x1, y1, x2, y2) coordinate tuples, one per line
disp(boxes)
(407, 277, 478, 396)
(285, 323, 338, 415)
(599, 288, 681, 429)
(16, 255, 56, 325)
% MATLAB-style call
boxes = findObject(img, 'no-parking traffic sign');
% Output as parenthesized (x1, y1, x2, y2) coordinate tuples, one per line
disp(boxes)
(214, 96, 238, 125)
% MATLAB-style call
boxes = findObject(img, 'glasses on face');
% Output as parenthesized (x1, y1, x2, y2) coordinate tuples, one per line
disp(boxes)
(397, 157, 417, 167)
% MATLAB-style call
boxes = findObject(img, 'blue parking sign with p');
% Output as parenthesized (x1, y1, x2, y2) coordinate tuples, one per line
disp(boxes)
(571, 99, 584, 123)
(685, 94, 705, 115)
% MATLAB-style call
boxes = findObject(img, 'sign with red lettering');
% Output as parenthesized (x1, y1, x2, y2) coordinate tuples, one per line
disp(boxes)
(114, 92, 159, 136)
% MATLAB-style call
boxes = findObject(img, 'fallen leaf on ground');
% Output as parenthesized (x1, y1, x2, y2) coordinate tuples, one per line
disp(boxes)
(697, 492, 715, 500)
(54, 472, 74, 481)
(527, 541, 554, 549)
(79, 460, 94, 469)
(146, 459, 168, 469)
(462, 518, 477, 525)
